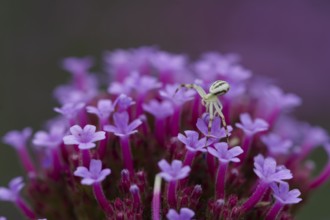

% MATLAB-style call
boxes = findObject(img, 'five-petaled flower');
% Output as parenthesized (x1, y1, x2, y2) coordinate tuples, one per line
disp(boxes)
(63, 124, 105, 149)
(86, 99, 115, 122)
(178, 130, 208, 152)
(207, 143, 243, 163)
(0, 177, 24, 202)
(158, 159, 191, 182)
(74, 159, 111, 185)
(103, 111, 142, 137)
(270, 182, 302, 205)
(236, 113, 269, 136)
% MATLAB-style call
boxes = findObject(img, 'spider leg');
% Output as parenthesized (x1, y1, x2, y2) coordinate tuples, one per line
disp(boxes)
(203, 102, 214, 148)
(174, 84, 207, 98)
(213, 102, 229, 145)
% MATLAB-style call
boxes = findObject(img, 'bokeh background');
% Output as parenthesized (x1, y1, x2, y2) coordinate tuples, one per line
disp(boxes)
(1, 1, 330, 219)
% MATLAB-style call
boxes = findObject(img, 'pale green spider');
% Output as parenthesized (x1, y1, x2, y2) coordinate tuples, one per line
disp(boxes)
(175, 80, 230, 144)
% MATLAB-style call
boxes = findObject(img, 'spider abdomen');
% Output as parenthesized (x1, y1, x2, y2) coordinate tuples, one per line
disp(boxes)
(209, 80, 230, 96)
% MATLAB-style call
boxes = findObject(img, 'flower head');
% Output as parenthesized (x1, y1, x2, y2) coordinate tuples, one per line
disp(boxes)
(104, 112, 142, 137)
(0, 177, 24, 202)
(158, 159, 191, 182)
(86, 99, 115, 121)
(63, 124, 105, 149)
(197, 115, 233, 139)
(74, 159, 111, 185)
(177, 130, 208, 152)
(166, 208, 195, 220)
(207, 143, 243, 163)
(236, 113, 269, 136)
(261, 133, 292, 155)
(2, 128, 32, 149)
(114, 94, 135, 112)
(143, 100, 174, 119)
(270, 182, 302, 205)
(159, 84, 195, 106)
(62, 56, 94, 74)
(33, 124, 66, 149)
(253, 154, 292, 183)
(54, 102, 85, 119)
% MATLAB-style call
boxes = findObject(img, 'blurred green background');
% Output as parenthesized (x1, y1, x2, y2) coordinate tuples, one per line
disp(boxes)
(1, 1, 330, 219)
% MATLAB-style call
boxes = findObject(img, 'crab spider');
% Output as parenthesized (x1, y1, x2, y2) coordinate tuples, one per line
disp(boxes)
(175, 80, 230, 144)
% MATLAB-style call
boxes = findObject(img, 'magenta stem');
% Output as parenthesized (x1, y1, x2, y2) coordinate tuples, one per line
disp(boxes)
(207, 152, 216, 178)
(81, 149, 91, 167)
(155, 118, 166, 145)
(74, 72, 87, 91)
(120, 137, 134, 174)
(171, 106, 181, 136)
(241, 181, 269, 212)
(93, 182, 114, 215)
(17, 147, 36, 175)
(309, 161, 330, 189)
(215, 162, 228, 199)
(266, 201, 284, 220)
(132, 189, 141, 209)
(191, 95, 201, 123)
(98, 132, 109, 159)
(167, 181, 177, 208)
(237, 135, 252, 165)
(51, 149, 62, 179)
(136, 94, 146, 117)
(183, 151, 196, 167)
(15, 197, 36, 219)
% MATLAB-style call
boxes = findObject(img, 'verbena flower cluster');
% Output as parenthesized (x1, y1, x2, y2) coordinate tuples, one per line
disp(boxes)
(1, 47, 329, 220)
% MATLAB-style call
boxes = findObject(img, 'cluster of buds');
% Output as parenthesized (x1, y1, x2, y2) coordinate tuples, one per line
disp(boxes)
(1, 47, 329, 220)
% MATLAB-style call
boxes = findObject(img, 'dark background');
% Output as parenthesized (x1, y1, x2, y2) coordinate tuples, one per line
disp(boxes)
(1, 1, 330, 219)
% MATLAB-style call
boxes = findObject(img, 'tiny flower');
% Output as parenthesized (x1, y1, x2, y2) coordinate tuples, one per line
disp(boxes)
(196, 115, 233, 139)
(125, 71, 162, 94)
(208, 143, 243, 163)
(114, 94, 135, 112)
(159, 84, 195, 106)
(253, 154, 292, 183)
(270, 182, 302, 205)
(0, 177, 24, 202)
(74, 159, 111, 185)
(158, 159, 191, 182)
(2, 128, 32, 149)
(261, 133, 292, 155)
(166, 208, 195, 220)
(236, 113, 269, 136)
(177, 130, 208, 152)
(61, 56, 94, 74)
(86, 99, 115, 121)
(54, 102, 85, 119)
(33, 125, 66, 149)
(143, 100, 174, 119)
(63, 125, 105, 149)
(104, 112, 142, 137)
(264, 86, 302, 111)
(303, 125, 328, 147)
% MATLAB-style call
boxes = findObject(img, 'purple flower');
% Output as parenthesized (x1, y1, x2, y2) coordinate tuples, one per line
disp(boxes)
(2, 128, 32, 149)
(125, 72, 162, 94)
(114, 94, 135, 112)
(86, 99, 115, 121)
(270, 182, 302, 205)
(104, 112, 142, 137)
(159, 84, 195, 106)
(158, 159, 191, 182)
(207, 143, 243, 163)
(54, 84, 97, 105)
(166, 208, 195, 220)
(196, 115, 233, 139)
(177, 130, 208, 152)
(235, 113, 269, 136)
(63, 125, 105, 149)
(264, 86, 302, 111)
(151, 51, 187, 73)
(0, 177, 24, 202)
(74, 159, 111, 185)
(61, 56, 94, 74)
(303, 125, 328, 147)
(253, 154, 292, 183)
(54, 102, 85, 119)
(261, 133, 292, 155)
(0, 217, 7, 220)
(143, 100, 174, 119)
(33, 125, 66, 149)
